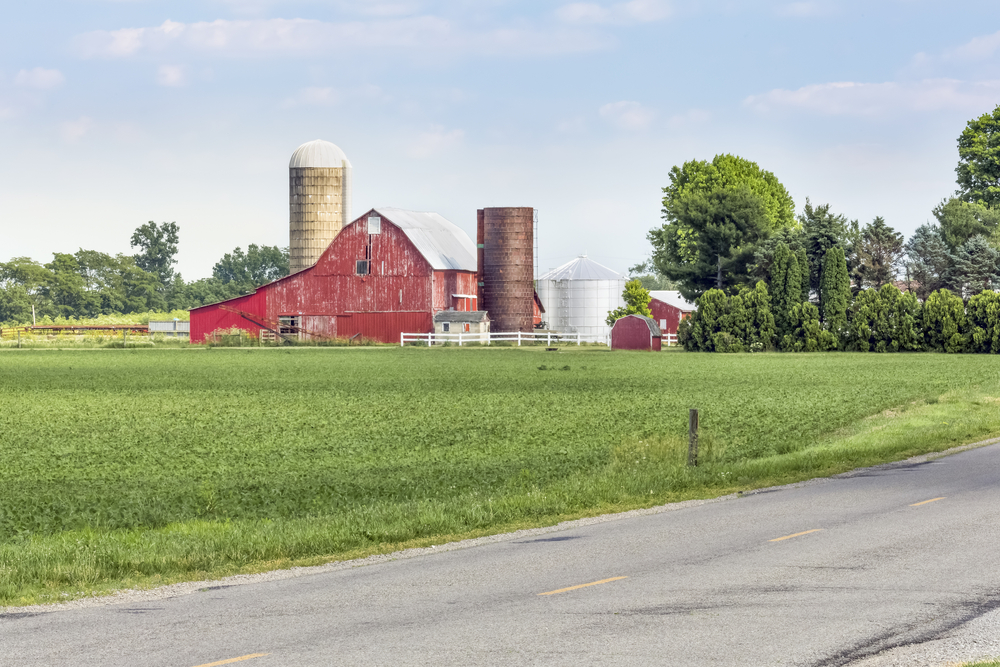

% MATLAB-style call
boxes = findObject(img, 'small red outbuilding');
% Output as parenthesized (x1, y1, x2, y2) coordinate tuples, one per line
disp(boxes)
(610, 314, 662, 351)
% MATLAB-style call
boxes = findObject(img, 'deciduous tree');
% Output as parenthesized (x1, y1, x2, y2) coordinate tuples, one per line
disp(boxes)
(956, 105, 1000, 209)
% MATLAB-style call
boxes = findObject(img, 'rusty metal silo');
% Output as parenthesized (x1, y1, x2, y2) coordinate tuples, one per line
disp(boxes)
(479, 207, 534, 332)
(289, 139, 352, 273)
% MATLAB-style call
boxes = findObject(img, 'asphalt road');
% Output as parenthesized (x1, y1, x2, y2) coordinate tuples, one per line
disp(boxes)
(3, 444, 1000, 667)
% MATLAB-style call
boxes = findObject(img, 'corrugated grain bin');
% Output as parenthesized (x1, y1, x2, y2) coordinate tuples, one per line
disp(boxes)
(536, 255, 626, 339)
(610, 315, 662, 351)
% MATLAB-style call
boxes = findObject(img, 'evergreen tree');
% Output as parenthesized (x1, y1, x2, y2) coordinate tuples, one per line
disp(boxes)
(795, 246, 810, 302)
(819, 246, 850, 343)
(947, 235, 1000, 297)
(769, 242, 800, 337)
(854, 217, 904, 289)
(933, 198, 1000, 251)
(800, 199, 859, 293)
(905, 224, 953, 300)
(650, 186, 770, 300)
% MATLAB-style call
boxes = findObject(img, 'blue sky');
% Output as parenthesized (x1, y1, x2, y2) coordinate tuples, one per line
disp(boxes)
(3, 1, 1000, 279)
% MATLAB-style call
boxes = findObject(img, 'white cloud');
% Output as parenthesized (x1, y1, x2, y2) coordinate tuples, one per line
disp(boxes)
(14, 67, 65, 90)
(408, 125, 464, 158)
(944, 30, 1000, 62)
(60, 116, 94, 143)
(156, 65, 185, 86)
(557, 0, 670, 24)
(599, 100, 655, 130)
(744, 79, 1000, 117)
(775, 2, 831, 18)
(75, 17, 608, 59)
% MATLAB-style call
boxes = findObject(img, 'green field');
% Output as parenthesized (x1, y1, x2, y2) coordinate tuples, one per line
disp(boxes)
(2, 347, 1000, 606)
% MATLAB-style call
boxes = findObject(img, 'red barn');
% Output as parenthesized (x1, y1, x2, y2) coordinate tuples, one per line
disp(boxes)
(611, 315, 662, 351)
(190, 208, 478, 344)
(648, 290, 696, 344)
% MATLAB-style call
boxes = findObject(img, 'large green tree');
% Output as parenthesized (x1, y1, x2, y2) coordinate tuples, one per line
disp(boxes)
(213, 244, 290, 289)
(662, 154, 796, 232)
(956, 105, 1000, 209)
(131, 221, 180, 288)
(650, 187, 770, 300)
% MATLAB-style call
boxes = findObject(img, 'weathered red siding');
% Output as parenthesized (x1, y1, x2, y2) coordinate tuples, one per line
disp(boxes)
(190, 290, 268, 343)
(649, 298, 687, 335)
(189, 211, 476, 344)
(611, 315, 661, 351)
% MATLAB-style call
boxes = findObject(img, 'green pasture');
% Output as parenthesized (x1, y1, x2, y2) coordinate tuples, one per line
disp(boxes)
(2, 347, 1000, 606)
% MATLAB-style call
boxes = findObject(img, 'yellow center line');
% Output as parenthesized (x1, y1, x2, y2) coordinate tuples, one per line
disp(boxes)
(770, 529, 823, 542)
(190, 654, 269, 667)
(538, 576, 628, 596)
(911, 497, 946, 506)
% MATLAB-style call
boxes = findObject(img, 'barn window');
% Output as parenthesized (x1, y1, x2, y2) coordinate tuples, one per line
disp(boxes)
(660, 319, 666, 329)
(367, 215, 382, 234)
(442, 322, 450, 332)
(278, 316, 300, 335)
(356, 260, 369, 275)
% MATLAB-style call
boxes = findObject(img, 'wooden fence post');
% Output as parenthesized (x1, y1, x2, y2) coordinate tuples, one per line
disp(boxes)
(688, 409, 699, 467)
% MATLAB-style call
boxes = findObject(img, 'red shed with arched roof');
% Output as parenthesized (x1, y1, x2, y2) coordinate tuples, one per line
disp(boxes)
(610, 315, 662, 351)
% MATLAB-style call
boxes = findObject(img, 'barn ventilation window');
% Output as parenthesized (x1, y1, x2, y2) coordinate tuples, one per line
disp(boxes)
(356, 260, 369, 275)
(278, 316, 300, 335)
(367, 215, 382, 234)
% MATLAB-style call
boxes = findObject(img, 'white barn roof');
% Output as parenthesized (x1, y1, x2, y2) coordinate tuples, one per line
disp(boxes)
(375, 207, 477, 272)
(539, 255, 625, 281)
(649, 290, 696, 311)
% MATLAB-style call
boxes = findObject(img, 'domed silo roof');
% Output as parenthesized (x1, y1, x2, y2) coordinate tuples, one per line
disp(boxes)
(289, 139, 352, 168)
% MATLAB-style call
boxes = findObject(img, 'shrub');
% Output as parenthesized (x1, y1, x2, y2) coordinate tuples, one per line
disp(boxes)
(922, 289, 967, 353)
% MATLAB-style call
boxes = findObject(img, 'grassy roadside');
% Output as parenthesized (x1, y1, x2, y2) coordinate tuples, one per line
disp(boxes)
(3, 349, 1000, 607)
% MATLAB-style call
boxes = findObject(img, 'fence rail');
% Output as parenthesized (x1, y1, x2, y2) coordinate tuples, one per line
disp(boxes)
(400, 331, 609, 347)
(400, 330, 680, 347)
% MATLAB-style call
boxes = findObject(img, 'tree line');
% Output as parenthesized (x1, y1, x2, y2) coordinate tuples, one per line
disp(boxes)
(643, 104, 1000, 353)
(0, 222, 289, 324)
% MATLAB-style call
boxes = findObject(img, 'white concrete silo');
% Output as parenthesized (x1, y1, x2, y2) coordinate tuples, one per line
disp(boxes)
(289, 139, 353, 273)
(536, 255, 627, 339)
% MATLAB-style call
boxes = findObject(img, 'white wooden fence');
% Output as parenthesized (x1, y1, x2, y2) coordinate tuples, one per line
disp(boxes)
(400, 331, 607, 347)
(400, 331, 680, 347)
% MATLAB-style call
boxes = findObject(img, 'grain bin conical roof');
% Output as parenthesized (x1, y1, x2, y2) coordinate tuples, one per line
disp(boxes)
(538, 255, 625, 281)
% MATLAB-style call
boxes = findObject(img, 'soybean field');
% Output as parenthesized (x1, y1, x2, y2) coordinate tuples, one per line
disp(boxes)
(2, 347, 1000, 605)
